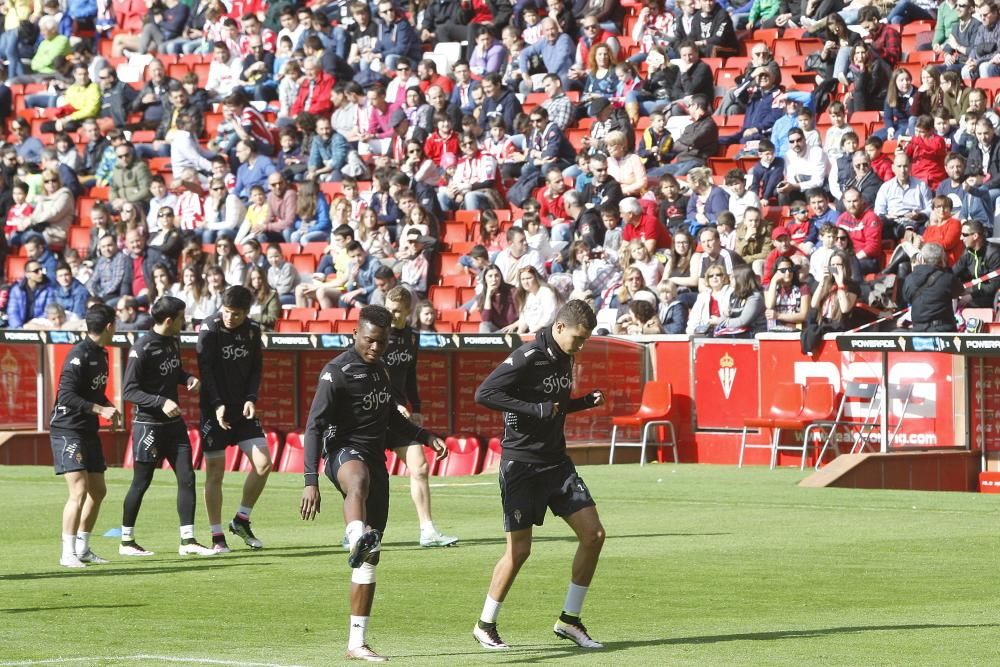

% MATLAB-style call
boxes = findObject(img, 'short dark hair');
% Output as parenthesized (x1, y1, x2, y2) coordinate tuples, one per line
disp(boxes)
(346, 240, 364, 253)
(333, 224, 355, 239)
(758, 138, 775, 152)
(222, 285, 253, 310)
(374, 265, 395, 281)
(555, 299, 598, 330)
(359, 304, 392, 329)
(85, 303, 116, 334)
(385, 285, 412, 307)
(150, 295, 186, 324)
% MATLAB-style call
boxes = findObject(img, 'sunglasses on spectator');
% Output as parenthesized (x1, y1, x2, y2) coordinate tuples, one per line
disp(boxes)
(836, 235, 849, 241)
(776, 266, 793, 273)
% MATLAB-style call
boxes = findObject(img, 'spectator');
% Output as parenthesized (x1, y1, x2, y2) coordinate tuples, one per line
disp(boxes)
(30, 168, 75, 249)
(478, 73, 523, 133)
(668, 41, 714, 109)
(901, 243, 964, 332)
(874, 153, 934, 240)
(902, 115, 948, 191)
(655, 280, 688, 333)
(109, 143, 152, 213)
(476, 264, 519, 332)
(842, 149, 884, 208)
(170, 113, 215, 180)
(51, 263, 89, 319)
(206, 41, 244, 100)
(234, 140, 278, 200)
(440, 132, 501, 212)
(246, 265, 280, 330)
(684, 167, 730, 236)
(720, 67, 784, 147)
(169, 265, 208, 328)
(810, 250, 860, 331)
(214, 235, 248, 287)
(397, 231, 432, 297)
(235, 185, 271, 244)
(148, 207, 184, 265)
(836, 187, 883, 276)
(842, 44, 891, 114)
(937, 153, 993, 226)
(613, 292, 663, 335)
(940, 0, 980, 74)
(241, 35, 277, 102)
(470, 27, 508, 79)
(413, 298, 438, 331)
(714, 265, 766, 337)
(567, 240, 620, 308)
(287, 180, 331, 243)
(41, 65, 100, 134)
(765, 256, 810, 331)
(517, 18, 574, 93)
(129, 60, 176, 128)
(6, 259, 55, 329)
(265, 243, 300, 305)
(966, 1, 1000, 79)
(580, 42, 619, 111)
(776, 127, 830, 204)
(115, 295, 154, 331)
(953, 220, 1000, 307)
(734, 208, 773, 271)
(291, 56, 335, 118)
(339, 240, 382, 307)
(686, 263, 732, 335)
(968, 118, 1000, 207)
(122, 229, 169, 305)
(690, 0, 738, 58)
(606, 130, 647, 197)
(373, 0, 422, 69)
(201, 176, 246, 243)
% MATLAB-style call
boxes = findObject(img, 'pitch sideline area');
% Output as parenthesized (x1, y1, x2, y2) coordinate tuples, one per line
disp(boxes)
(3, 464, 1000, 665)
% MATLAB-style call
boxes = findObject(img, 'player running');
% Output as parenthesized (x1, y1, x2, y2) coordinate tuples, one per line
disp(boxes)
(472, 300, 607, 651)
(50, 303, 121, 568)
(196, 286, 270, 553)
(120, 295, 214, 557)
(300, 305, 448, 663)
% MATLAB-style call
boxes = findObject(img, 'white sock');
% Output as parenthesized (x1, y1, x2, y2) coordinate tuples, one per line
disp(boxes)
(348, 615, 369, 650)
(563, 583, 588, 617)
(121, 526, 134, 542)
(180, 524, 195, 540)
(75, 531, 90, 554)
(236, 505, 252, 519)
(480, 596, 502, 624)
(420, 521, 434, 533)
(61, 533, 76, 560)
(209, 523, 224, 536)
(346, 520, 364, 548)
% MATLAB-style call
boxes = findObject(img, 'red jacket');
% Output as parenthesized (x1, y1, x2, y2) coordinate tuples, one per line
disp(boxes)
(291, 71, 335, 117)
(905, 134, 947, 191)
(423, 131, 459, 167)
(836, 208, 883, 265)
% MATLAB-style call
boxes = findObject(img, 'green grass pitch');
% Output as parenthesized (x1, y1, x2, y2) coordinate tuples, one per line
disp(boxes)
(3, 463, 1000, 666)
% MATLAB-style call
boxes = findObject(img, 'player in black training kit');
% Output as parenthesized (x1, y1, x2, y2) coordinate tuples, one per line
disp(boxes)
(197, 286, 271, 553)
(300, 305, 448, 663)
(120, 296, 214, 557)
(473, 300, 607, 651)
(51, 303, 121, 568)
(382, 286, 457, 547)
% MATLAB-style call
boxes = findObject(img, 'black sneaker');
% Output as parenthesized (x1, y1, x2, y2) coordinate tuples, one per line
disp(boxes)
(473, 621, 509, 649)
(229, 517, 263, 549)
(347, 528, 381, 569)
(211, 535, 231, 554)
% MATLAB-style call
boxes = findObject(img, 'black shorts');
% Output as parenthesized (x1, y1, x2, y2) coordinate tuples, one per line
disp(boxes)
(132, 420, 191, 465)
(201, 415, 266, 453)
(51, 432, 106, 475)
(498, 457, 596, 532)
(325, 447, 390, 534)
(385, 429, 417, 451)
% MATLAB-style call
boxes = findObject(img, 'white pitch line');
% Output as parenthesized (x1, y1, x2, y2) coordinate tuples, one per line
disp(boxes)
(427, 481, 494, 488)
(0, 656, 309, 667)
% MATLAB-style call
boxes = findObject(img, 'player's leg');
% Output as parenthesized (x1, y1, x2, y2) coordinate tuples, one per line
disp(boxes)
(229, 437, 271, 549)
(120, 424, 158, 555)
(167, 431, 214, 556)
(398, 443, 458, 547)
(202, 451, 229, 552)
(336, 457, 381, 566)
(552, 468, 605, 649)
(474, 527, 532, 649)
(344, 456, 389, 662)
(60, 471, 88, 568)
(76, 471, 109, 563)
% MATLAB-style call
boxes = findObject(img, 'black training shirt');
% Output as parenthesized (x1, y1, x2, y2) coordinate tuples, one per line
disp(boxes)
(123, 330, 193, 423)
(50, 336, 112, 435)
(382, 324, 421, 412)
(303, 347, 430, 486)
(475, 326, 597, 465)
(196, 314, 263, 415)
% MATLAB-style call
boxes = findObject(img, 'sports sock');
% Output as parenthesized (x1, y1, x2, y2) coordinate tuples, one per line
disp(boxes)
(348, 615, 369, 650)
(210, 523, 224, 537)
(562, 583, 588, 618)
(61, 533, 76, 560)
(346, 520, 364, 548)
(180, 524, 195, 540)
(480, 596, 502, 624)
(75, 531, 90, 554)
(236, 505, 252, 520)
(121, 526, 134, 542)
(420, 521, 434, 533)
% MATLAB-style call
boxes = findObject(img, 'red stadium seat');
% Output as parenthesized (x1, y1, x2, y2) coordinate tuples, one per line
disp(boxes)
(279, 432, 305, 473)
(458, 286, 477, 305)
(429, 285, 459, 310)
(317, 307, 349, 322)
(481, 437, 503, 473)
(438, 252, 464, 276)
(301, 242, 328, 259)
(439, 273, 474, 287)
(609, 381, 677, 465)
(291, 253, 317, 274)
(285, 307, 317, 322)
(5, 256, 27, 282)
(334, 320, 358, 333)
(437, 436, 481, 476)
(384, 449, 399, 475)
(455, 210, 482, 224)
(443, 222, 469, 246)
(305, 320, 334, 332)
(456, 321, 481, 332)
(434, 322, 454, 332)
(439, 309, 467, 323)
(68, 226, 91, 254)
(275, 320, 304, 333)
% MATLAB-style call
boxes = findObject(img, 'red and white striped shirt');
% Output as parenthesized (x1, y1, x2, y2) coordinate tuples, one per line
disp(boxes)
(481, 134, 518, 164)
(452, 152, 498, 190)
(240, 106, 273, 147)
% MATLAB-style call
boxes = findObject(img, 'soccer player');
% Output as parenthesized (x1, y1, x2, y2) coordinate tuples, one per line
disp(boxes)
(381, 286, 458, 547)
(50, 303, 121, 568)
(473, 299, 607, 650)
(299, 305, 448, 663)
(196, 286, 270, 553)
(120, 295, 214, 557)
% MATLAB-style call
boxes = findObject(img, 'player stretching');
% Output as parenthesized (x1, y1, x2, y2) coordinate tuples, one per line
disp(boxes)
(197, 286, 270, 553)
(51, 304, 120, 568)
(120, 296, 214, 557)
(300, 305, 448, 662)
(473, 300, 607, 650)
(383, 286, 457, 547)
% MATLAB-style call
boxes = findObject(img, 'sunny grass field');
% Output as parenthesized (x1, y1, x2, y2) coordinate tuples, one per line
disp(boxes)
(3, 463, 1000, 666)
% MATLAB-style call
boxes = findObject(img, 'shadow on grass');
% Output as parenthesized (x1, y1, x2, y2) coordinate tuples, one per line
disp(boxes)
(0, 560, 270, 581)
(393, 623, 1000, 661)
(2, 603, 146, 614)
(382, 532, 732, 550)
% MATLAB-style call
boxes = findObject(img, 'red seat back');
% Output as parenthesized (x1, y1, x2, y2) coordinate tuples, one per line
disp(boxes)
(279, 432, 305, 473)
(438, 436, 482, 476)
(800, 383, 837, 421)
(481, 437, 503, 473)
(636, 382, 672, 419)
(767, 382, 804, 420)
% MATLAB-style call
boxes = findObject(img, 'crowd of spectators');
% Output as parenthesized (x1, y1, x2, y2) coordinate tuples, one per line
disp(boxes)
(1, 0, 1000, 338)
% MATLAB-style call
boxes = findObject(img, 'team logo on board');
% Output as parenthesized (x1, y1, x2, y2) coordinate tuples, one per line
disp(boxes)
(719, 352, 736, 399)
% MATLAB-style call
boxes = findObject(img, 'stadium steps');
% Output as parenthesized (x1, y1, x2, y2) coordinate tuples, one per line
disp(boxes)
(799, 450, 979, 492)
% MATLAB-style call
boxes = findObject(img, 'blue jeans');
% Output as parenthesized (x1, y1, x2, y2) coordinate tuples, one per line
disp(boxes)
(654, 159, 703, 177)
(439, 188, 492, 211)
(25, 93, 59, 108)
(888, 1, 935, 24)
(1, 29, 21, 78)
